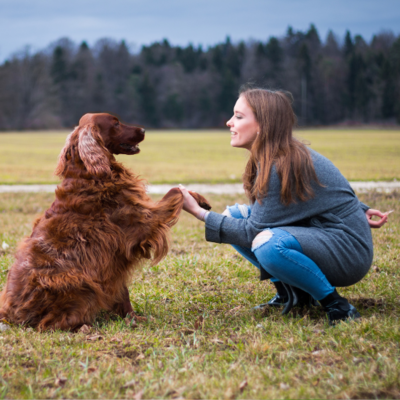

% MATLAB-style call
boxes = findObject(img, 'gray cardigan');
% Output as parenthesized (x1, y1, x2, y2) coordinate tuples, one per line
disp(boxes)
(205, 149, 373, 287)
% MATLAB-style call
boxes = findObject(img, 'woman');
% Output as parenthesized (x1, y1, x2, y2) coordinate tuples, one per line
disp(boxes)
(180, 87, 388, 325)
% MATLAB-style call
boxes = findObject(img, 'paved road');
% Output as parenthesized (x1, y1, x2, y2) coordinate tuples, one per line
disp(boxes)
(0, 181, 399, 194)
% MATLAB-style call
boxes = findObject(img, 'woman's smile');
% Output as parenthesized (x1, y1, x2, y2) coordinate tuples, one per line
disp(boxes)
(226, 95, 259, 150)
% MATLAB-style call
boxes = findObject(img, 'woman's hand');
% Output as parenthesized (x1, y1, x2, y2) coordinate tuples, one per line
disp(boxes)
(179, 185, 205, 219)
(365, 209, 391, 228)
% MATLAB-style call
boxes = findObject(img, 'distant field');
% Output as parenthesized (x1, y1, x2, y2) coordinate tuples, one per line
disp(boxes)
(0, 129, 399, 184)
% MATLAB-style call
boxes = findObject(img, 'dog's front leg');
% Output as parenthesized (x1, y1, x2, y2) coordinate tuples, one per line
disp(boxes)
(112, 284, 135, 318)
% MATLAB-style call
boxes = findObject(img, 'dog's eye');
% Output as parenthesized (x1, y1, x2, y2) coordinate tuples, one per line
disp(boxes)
(114, 122, 120, 127)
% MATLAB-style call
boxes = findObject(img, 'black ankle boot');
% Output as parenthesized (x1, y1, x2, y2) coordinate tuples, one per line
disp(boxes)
(319, 289, 361, 325)
(252, 281, 288, 311)
(268, 281, 289, 307)
(280, 284, 320, 315)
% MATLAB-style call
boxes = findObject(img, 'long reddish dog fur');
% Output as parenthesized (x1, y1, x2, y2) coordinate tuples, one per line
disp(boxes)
(0, 113, 210, 331)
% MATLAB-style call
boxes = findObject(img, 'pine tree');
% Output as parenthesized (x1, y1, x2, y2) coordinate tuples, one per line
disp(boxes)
(137, 73, 159, 127)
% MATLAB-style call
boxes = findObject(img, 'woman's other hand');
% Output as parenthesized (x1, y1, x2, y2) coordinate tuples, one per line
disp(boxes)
(179, 185, 206, 220)
(365, 209, 391, 228)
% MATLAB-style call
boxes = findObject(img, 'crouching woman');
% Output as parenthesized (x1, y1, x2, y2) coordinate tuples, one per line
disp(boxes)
(180, 87, 388, 325)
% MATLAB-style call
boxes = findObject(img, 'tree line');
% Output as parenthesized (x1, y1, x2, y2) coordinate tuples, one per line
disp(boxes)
(0, 24, 399, 130)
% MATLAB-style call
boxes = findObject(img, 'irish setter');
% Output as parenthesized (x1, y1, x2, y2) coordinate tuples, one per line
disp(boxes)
(0, 113, 210, 331)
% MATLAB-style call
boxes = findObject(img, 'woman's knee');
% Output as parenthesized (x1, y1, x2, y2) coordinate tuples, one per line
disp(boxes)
(251, 229, 275, 252)
(251, 228, 296, 253)
(251, 230, 280, 271)
(252, 229, 302, 272)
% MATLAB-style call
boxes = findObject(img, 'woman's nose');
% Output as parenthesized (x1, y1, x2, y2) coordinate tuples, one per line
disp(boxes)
(226, 118, 233, 127)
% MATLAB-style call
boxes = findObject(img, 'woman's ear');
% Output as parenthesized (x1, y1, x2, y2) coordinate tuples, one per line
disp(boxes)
(78, 125, 112, 177)
(54, 127, 78, 177)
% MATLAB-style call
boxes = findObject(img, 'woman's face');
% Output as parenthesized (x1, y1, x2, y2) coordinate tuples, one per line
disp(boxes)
(226, 95, 260, 150)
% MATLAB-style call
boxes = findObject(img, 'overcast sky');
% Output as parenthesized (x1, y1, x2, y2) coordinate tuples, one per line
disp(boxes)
(1, 0, 399, 61)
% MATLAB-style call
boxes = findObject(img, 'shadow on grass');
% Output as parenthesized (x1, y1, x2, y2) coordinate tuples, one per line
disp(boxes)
(258, 296, 397, 323)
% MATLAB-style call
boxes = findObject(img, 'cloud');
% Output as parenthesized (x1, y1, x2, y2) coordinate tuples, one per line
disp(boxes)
(1, 0, 399, 61)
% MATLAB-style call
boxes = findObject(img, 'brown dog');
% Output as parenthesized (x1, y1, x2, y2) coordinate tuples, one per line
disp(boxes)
(0, 113, 210, 331)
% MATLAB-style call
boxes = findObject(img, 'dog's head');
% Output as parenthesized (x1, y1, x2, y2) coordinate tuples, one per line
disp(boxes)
(55, 113, 145, 178)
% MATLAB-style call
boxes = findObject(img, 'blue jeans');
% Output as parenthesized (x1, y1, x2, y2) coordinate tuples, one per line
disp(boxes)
(226, 204, 335, 301)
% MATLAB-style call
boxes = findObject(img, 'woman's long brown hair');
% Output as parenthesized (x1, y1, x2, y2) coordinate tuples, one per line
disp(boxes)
(241, 88, 320, 205)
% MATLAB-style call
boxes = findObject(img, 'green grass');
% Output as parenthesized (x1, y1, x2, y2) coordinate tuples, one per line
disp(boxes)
(0, 191, 399, 399)
(0, 129, 399, 184)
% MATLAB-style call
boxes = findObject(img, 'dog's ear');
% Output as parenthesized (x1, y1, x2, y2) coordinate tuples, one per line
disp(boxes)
(78, 124, 112, 177)
(54, 127, 78, 177)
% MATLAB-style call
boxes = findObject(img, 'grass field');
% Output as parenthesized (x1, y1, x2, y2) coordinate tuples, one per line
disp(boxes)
(0, 129, 399, 184)
(0, 191, 399, 399)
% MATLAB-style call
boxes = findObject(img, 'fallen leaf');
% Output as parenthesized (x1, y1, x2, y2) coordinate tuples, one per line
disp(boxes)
(227, 305, 242, 314)
(192, 354, 205, 363)
(229, 363, 238, 371)
(110, 336, 122, 343)
(239, 380, 248, 393)
(166, 386, 186, 397)
(39, 378, 54, 388)
(224, 387, 234, 399)
(135, 315, 147, 322)
(86, 334, 103, 341)
(78, 324, 91, 334)
(55, 377, 67, 387)
(125, 317, 137, 329)
(181, 328, 195, 335)
(136, 353, 145, 361)
(133, 389, 144, 400)
(0, 322, 10, 332)
(123, 379, 136, 388)
(312, 379, 320, 386)
(280, 383, 290, 390)
(194, 315, 204, 330)
(311, 350, 326, 356)
(87, 367, 97, 373)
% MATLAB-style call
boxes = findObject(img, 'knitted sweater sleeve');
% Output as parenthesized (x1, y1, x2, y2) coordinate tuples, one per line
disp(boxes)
(204, 150, 363, 248)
